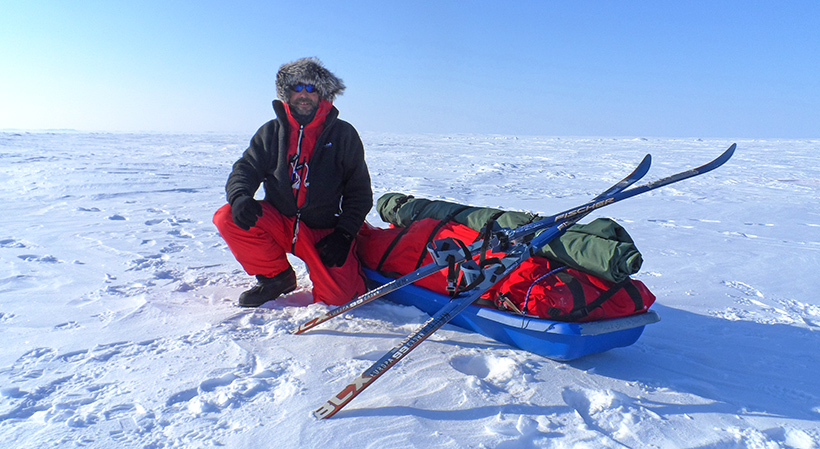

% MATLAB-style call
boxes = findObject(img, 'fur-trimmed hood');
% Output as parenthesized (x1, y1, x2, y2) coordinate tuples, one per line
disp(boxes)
(276, 57, 346, 103)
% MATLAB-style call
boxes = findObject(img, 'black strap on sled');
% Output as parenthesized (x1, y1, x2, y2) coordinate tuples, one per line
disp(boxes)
(414, 206, 471, 270)
(478, 211, 506, 251)
(622, 281, 644, 313)
(391, 194, 414, 215)
(450, 211, 506, 297)
(375, 224, 412, 278)
(442, 238, 472, 295)
(547, 277, 644, 321)
(376, 201, 426, 277)
(555, 271, 586, 315)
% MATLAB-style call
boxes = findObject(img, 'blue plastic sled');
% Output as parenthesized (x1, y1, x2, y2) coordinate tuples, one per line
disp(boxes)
(364, 268, 660, 361)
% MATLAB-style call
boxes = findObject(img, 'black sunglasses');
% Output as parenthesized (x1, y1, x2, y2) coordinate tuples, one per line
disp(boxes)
(290, 83, 316, 93)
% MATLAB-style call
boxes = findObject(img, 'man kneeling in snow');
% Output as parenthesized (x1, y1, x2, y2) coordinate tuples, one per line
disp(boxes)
(213, 57, 372, 308)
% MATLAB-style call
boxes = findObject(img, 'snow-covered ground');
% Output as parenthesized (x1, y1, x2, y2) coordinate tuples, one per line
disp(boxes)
(1, 131, 818, 448)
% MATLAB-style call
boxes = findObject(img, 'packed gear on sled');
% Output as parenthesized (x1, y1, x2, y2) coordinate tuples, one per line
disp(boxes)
(358, 193, 657, 322)
(376, 193, 644, 283)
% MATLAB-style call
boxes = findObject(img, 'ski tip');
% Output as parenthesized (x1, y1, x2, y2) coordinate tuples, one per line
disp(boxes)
(634, 153, 652, 173)
(694, 143, 736, 174)
(719, 143, 737, 163)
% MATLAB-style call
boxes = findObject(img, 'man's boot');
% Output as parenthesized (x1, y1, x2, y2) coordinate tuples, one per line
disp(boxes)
(238, 267, 297, 307)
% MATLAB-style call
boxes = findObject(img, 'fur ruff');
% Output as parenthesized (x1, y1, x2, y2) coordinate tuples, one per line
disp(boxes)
(276, 57, 345, 103)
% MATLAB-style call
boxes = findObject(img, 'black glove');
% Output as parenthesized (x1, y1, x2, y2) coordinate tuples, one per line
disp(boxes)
(231, 196, 263, 230)
(315, 229, 354, 267)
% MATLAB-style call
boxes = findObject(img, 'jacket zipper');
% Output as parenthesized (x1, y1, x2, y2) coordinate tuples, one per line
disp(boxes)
(290, 118, 334, 252)
(291, 125, 305, 252)
(291, 211, 300, 252)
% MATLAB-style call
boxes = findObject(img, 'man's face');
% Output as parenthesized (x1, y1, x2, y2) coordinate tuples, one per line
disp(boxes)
(289, 85, 320, 116)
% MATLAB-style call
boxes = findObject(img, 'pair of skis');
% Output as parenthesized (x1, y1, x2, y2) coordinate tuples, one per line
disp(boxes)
(290, 155, 652, 337)
(295, 144, 736, 419)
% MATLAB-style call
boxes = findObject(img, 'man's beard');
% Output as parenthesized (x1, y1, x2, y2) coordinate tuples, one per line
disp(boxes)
(290, 98, 319, 116)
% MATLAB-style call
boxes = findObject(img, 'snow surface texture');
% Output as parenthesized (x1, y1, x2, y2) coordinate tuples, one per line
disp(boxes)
(1, 132, 818, 448)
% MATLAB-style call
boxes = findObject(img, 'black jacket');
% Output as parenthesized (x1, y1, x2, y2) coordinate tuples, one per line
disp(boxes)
(226, 100, 372, 237)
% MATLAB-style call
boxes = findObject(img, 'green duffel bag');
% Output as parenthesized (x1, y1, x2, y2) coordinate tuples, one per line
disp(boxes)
(376, 193, 642, 283)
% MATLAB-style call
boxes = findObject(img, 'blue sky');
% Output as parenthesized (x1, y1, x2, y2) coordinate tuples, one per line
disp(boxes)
(1, 1, 818, 138)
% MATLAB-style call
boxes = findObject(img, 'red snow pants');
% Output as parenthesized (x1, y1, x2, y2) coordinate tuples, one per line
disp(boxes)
(213, 202, 366, 306)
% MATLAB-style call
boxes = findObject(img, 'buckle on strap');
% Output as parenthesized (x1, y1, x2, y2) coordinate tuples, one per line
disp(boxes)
(459, 258, 505, 293)
(426, 237, 471, 267)
(427, 237, 472, 295)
